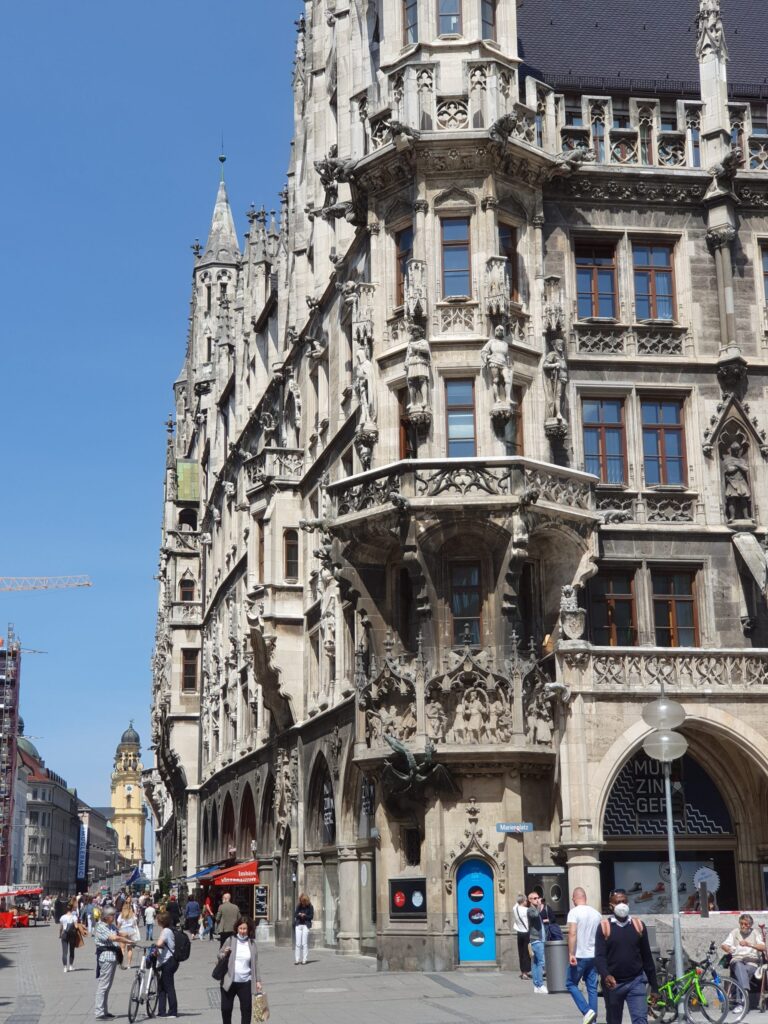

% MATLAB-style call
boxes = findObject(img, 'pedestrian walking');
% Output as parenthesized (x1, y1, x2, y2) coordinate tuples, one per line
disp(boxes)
(118, 901, 141, 969)
(93, 905, 129, 1020)
(145, 903, 157, 941)
(526, 891, 548, 993)
(41, 895, 52, 922)
(54, 893, 67, 923)
(59, 898, 80, 973)
(216, 916, 263, 1024)
(566, 887, 602, 1024)
(293, 893, 314, 966)
(184, 894, 201, 936)
(167, 895, 182, 928)
(155, 911, 179, 1017)
(201, 903, 214, 941)
(81, 895, 95, 935)
(594, 888, 658, 1024)
(215, 893, 240, 948)
(512, 893, 531, 979)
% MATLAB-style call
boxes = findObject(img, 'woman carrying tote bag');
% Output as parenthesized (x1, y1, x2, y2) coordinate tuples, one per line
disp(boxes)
(216, 916, 264, 1024)
(513, 893, 532, 980)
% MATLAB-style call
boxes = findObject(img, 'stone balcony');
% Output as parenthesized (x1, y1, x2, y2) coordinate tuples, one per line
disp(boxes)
(327, 457, 597, 531)
(169, 601, 202, 627)
(557, 643, 768, 695)
(244, 446, 304, 497)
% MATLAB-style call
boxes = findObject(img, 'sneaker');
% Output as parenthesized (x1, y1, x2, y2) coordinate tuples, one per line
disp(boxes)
(584, 1011, 597, 1024)
(534, 985, 548, 993)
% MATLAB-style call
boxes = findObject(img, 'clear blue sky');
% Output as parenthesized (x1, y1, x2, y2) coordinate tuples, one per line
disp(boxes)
(1, 1, 297, 806)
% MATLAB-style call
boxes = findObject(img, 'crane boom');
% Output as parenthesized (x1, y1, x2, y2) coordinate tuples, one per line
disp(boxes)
(0, 576, 92, 591)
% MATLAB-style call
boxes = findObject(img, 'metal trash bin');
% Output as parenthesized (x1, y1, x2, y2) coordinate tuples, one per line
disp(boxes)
(544, 940, 569, 993)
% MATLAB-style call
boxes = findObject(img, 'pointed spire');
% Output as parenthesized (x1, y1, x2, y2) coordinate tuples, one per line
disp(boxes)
(199, 155, 240, 267)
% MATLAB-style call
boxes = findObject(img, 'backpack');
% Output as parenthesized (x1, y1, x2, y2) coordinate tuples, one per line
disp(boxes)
(173, 928, 191, 963)
(601, 917, 644, 938)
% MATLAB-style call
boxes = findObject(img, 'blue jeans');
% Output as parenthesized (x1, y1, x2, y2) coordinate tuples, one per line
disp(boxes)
(146, 924, 154, 941)
(530, 940, 545, 988)
(605, 973, 649, 1024)
(567, 957, 598, 1015)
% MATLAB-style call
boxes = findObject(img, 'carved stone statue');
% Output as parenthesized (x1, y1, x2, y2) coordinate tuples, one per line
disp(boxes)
(405, 325, 431, 411)
(526, 692, 553, 746)
(696, 0, 728, 61)
(560, 584, 586, 640)
(722, 440, 752, 522)
(354, 336, 376, 424)
(314, 144, 356, 210)
(481, 325, 514, 407)
(459, 688, 487, 745)
(426, 698, 448, 741)
(542, 337, 569, 424)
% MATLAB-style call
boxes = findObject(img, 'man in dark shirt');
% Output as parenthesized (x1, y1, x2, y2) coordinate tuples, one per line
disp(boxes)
(167, 895, 181, 927)
(594, 888, 658, 1024)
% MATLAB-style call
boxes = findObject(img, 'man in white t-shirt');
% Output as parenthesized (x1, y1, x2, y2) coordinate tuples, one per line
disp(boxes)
(566, 887, 602, 1024)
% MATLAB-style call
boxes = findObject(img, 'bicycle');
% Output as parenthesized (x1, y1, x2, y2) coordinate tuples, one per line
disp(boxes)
(653, 944, 748, 1024)
(648, 943, 729, 1023)
(128, 946, 159, 1023)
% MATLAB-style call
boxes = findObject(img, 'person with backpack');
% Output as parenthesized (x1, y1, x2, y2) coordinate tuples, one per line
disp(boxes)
(59, 898, 80, 973)
(155, 911, 180, 1017)
(594, 888, 659, 1024)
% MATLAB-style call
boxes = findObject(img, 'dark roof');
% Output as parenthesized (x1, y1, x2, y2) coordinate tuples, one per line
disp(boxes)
(517, 0, 768, 100)
(120, 722, 140, 746)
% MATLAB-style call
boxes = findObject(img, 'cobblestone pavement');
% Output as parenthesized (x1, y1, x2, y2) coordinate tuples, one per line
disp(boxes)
(2, 924, 764, 1024)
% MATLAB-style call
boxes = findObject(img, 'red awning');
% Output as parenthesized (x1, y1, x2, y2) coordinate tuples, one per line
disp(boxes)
(211, 860, 260, 886)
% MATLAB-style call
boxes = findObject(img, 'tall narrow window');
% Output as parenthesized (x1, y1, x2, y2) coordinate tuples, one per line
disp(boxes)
(633, 243, 675, 320)
(686, 110, 701, 168)
(181, 649, 199, 692)
(257, 520, 265, 581)
(730, 111, 745, 163)
(481, 0, 496, 39)
(589, 572, 636, 646)
(638, 107, 654, 165)
(438, 0, 461, 34)
(510, 384, 524, 456)
(582, 398, 626, 484)
(179, 578, 196, 603)
(499, 223, 519, 302)
(403, 0, 418, 45)
(576, 243, 617, 319)
(450, 562, 481, 645)
(441, 217, 471, 297)
(205, 284, 212, 314)
(395, 224, 414, 307)
(761, 246, 768, 303)
(641, 398, 686, 486)
(284, 529, 299, 582)
(446, 379, 476, 457)
(652, 571, 698, 647)
(590, 104, 606, 162)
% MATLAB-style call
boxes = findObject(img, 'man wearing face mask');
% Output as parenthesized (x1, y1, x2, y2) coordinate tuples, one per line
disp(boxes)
(594, 888, 658, 1024)
(721, 913, 766, 993)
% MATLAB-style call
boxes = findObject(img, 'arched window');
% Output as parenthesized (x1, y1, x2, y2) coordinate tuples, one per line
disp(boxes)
(178, 508, 198, 532)
(284, 530, 299, 582)
(179, 578, 196, 602)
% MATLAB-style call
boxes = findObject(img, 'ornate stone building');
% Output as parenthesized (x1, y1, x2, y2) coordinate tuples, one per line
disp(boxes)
(110, 724, 144, 865)
(147, 0, 768, 969)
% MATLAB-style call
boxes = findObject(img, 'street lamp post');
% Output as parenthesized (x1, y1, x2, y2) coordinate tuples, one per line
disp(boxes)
(642, 696, 687, 982)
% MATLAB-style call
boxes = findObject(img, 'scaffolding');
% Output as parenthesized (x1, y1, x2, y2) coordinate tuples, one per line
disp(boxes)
(0, 627, 21, 886)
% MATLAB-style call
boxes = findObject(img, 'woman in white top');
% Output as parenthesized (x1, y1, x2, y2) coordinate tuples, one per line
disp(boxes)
(59, 898, 80, 973)
(155, 911, 178, 1017)
(118, 902, 141, 968)
(513, 893, 532, 980)
(217, 916, 262, 1024)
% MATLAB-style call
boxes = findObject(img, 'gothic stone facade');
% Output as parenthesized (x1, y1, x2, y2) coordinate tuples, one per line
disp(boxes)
(146, 0, 768, 969)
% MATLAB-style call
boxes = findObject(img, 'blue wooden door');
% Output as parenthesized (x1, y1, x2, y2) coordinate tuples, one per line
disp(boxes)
(457, 858, 496, 962)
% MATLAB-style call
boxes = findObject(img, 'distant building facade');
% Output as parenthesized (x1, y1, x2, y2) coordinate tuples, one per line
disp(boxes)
(147, 0, 768, 969)
(76, 801, 127, 891)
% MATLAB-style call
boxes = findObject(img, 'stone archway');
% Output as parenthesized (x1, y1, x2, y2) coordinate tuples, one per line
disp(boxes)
(210, 802, 219, 861)
(221, 793, 236, 859)
(238, 784, 257, 859)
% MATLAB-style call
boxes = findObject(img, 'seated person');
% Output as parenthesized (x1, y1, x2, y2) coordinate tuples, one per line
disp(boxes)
(722, 914, 766, 991)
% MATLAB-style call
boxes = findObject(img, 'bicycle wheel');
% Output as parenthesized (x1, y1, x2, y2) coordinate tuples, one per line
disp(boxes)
(718, 978, 748, 1024)
(684, 981, 728, 1024)
(146, 970, 159, 1017)
(128, 974, 142, 1024)
(649, 983, 680, 1023)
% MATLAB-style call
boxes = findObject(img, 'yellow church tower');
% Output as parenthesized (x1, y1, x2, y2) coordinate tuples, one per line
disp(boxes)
(110, 723, 144, 865)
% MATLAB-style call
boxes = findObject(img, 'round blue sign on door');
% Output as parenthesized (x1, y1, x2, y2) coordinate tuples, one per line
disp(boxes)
(468, 886, 484, 902)
(469, 930, 485, 945)
(469, 907, 485, 924)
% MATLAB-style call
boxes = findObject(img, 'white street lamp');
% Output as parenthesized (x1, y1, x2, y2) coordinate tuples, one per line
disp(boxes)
(642, 700, 687, 981)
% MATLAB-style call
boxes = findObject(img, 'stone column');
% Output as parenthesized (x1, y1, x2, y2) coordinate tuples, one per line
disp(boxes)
(707, 225, 738, 350)
(563, 845, 604, 911)
(336, 845, 361, 953)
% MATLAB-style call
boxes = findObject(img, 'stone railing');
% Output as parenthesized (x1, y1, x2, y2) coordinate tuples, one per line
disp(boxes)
(573, 322, 687, 357)
(244, 447, 304, 495)
(595, 489, 699, 525)
(169, 601, 203, 627)
(558, 644, 768, 693)
(328, 457, 597, 519)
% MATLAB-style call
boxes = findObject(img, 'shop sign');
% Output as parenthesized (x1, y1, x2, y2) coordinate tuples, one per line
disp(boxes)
(496, 822, 533, 833)
(389, 877, 427, 920)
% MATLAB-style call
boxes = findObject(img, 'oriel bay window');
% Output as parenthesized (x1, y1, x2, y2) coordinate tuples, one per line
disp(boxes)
(589, 572, 636, 646)
(441, 217, 471, 297)
(641, 398, 686, 486)
(652, 570, 698, 647)
(576, 242, 617, 319)
(446, 378, 476, 457)
(633, 242, 675, 320)
(438, 0, 462, 34)
(395, 223, 414, 307)
(450, 561, 481, 645)
(179, 577, 196, 603)
(582, 397, 626, 484)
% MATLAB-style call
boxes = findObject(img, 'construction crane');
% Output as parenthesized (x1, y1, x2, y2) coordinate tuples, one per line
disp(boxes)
(0, 576, 92, 591)
(0, 576, 91, 884)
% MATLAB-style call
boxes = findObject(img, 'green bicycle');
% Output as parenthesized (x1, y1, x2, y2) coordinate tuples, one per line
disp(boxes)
(648, 943, 728, 1023)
